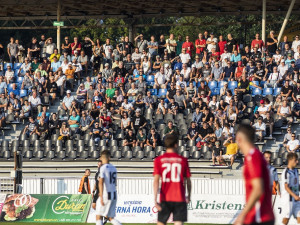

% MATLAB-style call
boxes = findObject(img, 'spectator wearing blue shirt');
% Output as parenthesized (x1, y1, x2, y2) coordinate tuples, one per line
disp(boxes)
(192, 107, 202, 125)
(172, 57, 182, 71)
(59, 51, 71, 62)
(0, 76, 7, 94)
(68, 110, 80, 133)
(222, 62, 235, 80)
(8, 83, 20, 97)
(230, 50, 241, 65)
(147, 35, 158, 60)
(293, 95, 300, 120)
(37, 105, 50, 123)
(51, 56, 61, 72)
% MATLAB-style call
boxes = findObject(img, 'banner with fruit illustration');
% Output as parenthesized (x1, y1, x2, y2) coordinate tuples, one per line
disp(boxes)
(0, 194, 92, 223)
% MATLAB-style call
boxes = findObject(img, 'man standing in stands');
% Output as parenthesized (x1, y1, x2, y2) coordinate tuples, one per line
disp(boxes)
(78, 169, 91, 194)
(234, 125, 274, 225)
(263, 151, 280, 196)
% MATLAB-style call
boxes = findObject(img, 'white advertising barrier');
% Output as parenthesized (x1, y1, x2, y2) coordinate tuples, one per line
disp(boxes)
(0, 194, 6, 215)
(87, 194, 298, 224)
(87, 194, 245, 224)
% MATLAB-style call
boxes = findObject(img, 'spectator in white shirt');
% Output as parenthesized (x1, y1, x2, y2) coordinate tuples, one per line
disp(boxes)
(5, 65, 15, 84)
(286, 133, 300, 152)
(264, 66, 282, 88)
(278, 60, 288, 77)
(28, 91, 42, 113)
(257, 100, 269, 119)
(294, 45, 300, 60)
(180, 63, 191, 81)
(179, 48, 191, 64)
(154, 67, 168, 89)
(292, 35, 300, 52)
(253, 117, 266, 142)
(206, 33, 218, 52)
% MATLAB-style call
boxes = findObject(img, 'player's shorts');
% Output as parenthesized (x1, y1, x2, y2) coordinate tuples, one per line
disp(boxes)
(96, 192, 117, 218)
(282, 201, 300, 219)
(158, 201, 187, 223)
(222, 154, 235, 160)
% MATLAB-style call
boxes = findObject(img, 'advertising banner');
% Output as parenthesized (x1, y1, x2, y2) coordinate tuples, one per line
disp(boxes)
(87, 194, 245, 224)
(0, 194, 6, 215)
(0, 194, 92, 223)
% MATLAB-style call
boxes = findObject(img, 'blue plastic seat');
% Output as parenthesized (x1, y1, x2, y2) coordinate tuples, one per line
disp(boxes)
(146, 75, 154, 83)
(4, 63, 12, 70)
(149, 89, 157, 95)
(273, 88, 281, 96)
(13, 63, 22, 70)
(218, 81, 227, 88)
(17, 77, 24, 84)
(7, 83, 14, 91)
(14, 70, 19, 77)
(228, 81, 237, 90)
(158, 89, 167, 97)
(20, 89, 28, 98)
(208, 81, 218, 90)
(250, 81, 259, 90)
(252, 88, 262, 96)
(262, 88, 273, 96)
(211, 88, 220, 96)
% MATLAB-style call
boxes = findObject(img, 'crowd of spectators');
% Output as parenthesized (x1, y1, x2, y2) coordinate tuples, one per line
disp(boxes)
(0, 30, 300, 163)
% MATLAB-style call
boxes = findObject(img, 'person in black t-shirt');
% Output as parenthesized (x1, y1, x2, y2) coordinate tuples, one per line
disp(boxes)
(253, 62, 267, 81)
(166, 83, 176, 101)
(117, 36, 134, 55)
(82, 37, 94, 58)
(123, 129, 136, 147)
(266, 31, 278, 55)
(46, 76, 58, 104)
(168, 98, 179, 115)
(92, 161, 102, 208)
(146, 128, 160, 148)
(197, 121, 213, 142)
(212, 140, 223, 165)
(236, 75, 250, 95)
(226, 34, 237, 53)
(28, 37, 41, 59)
(187, 122, 198, 141)
(113, 61, 128, 78)
(158, 35, 166, 57)
(281, 81, 293, 98)
(202, 108, 214, 124)
(131, 109, 147, 133)
(36, 119, 48, 141)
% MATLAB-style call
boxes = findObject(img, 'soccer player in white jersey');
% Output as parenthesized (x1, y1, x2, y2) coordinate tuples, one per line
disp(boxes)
(263, 151, 280, 196)
(96, 150, 122, 225)
(281, 152, 300, 225)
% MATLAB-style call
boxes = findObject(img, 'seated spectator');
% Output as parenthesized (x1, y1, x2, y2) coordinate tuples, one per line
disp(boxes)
(23, 116, 37, 137)
(19, 58, 31, 76)
(144, 91, 154, 109)
(146, 128, 160, 148)
(293, 95, 300, 121)
(36, 119, 48, 141)
(90, 122, 101, 145)
(80, 110, 94, 134)
(76, 83, 87, 106)
(5, 65, 15, 83)
(264, 66, 282, 88)
(187, 122, 198, 141)
(154, 67, 168, 89)
(263, 112, 274, 137)
(68, 110, 80, 134)
(212, 140, 223, 165)
(58, 122, 70, 143)
(164, 121, 179, 137)
(167, 98, 178, 115)
(253, 117, 266, 142)
(131, 108, 147, 133)
(120, 97, 134, 114)
(136, 128, 147, 148)
(101, 127, 112, 145)
(60, 90, 75, 113)
(37, 105, 50, 123)
(8, 98, 21, 121)
(19, 99, 31, 119)
(197, 121, 213, 143)
(123, 129, 136, 147)
(286, 133, 300, 152)
(174, 90, 187, 111)
(192, 107, 202, 125)
(277, 100, 292, 124)
(127, 83, 139, 102)
(28, 91, 42, 113)
(221, 135, 238, 167)
(120, 112, 131, 132)
(49, 113, 60, 135)
(99, 110, 111, 130)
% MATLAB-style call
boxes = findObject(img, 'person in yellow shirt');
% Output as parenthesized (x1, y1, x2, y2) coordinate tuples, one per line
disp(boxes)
(221, 134, 239, 167)
(49, 48, 61, 62)
(65, 63, 75, 90)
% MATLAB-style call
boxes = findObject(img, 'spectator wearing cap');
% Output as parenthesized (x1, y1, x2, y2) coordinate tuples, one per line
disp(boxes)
(174, 88, 187, 110)
(257, 99, 269, 119)
(192, 55, 204, 70)
(44, 37, 56, 58)
(175, 75, 187, 92)
(293, 95, 300, 120)
(102, 63, 113, 80)
(61, 90, 75, 112)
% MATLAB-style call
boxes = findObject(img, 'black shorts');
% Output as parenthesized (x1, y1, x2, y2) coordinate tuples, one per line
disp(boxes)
(158, 201, 187, 223)
(93, 190, 99, 203)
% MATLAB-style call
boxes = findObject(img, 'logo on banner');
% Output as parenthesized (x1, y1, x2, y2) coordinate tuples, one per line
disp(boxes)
(52, 195, 87, 215)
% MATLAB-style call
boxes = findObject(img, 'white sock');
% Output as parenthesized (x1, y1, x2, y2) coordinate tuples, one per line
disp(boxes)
(96, 220, 103, 225)
(111, 219, 122, 225)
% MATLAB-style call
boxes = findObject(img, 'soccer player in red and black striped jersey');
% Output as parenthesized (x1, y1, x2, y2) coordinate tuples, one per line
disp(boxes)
(153, 134, 192, 225)
(234, 124, 274, 225)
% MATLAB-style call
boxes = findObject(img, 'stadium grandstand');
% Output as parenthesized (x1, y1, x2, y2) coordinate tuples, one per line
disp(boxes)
(0, 0, 300, 204)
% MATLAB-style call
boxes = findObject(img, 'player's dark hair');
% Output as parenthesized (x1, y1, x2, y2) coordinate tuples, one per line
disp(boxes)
(101, 150, 111, 158)
(287, 152, 298, 162)
(237, 124, 256, 143)
(164, 134, 178, 148)
(85, 169, 90, 172)
(263, 151, 272, 156)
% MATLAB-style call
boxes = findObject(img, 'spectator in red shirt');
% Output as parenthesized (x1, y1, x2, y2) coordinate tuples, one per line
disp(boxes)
(195, 33, 206, 56)
(218, 35, 227, 54)
(71, 37, 82, 55)
(211, 48, 220, 60)
(182, 36, 194, 57)
(251, 33, 264, 51)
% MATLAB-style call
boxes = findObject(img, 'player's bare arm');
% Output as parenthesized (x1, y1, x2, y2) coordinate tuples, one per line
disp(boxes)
(186, 177, 191, 203)
(234, 178, 263, 225)
(99, 177, 105, 206)
(284, 183, 300, 201)
(153, 174, 162, 211)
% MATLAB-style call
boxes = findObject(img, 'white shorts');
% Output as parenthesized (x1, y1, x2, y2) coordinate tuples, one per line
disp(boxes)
(282, 201, 300, 219)
(222, 154, 235, 160)
(96, 196, 117, 218)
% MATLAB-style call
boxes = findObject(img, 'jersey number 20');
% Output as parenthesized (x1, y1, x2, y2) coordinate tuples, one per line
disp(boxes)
(162, 163, 181, 182)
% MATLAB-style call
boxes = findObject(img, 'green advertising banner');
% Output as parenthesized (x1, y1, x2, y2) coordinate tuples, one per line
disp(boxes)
(0, 194, 92, 223)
